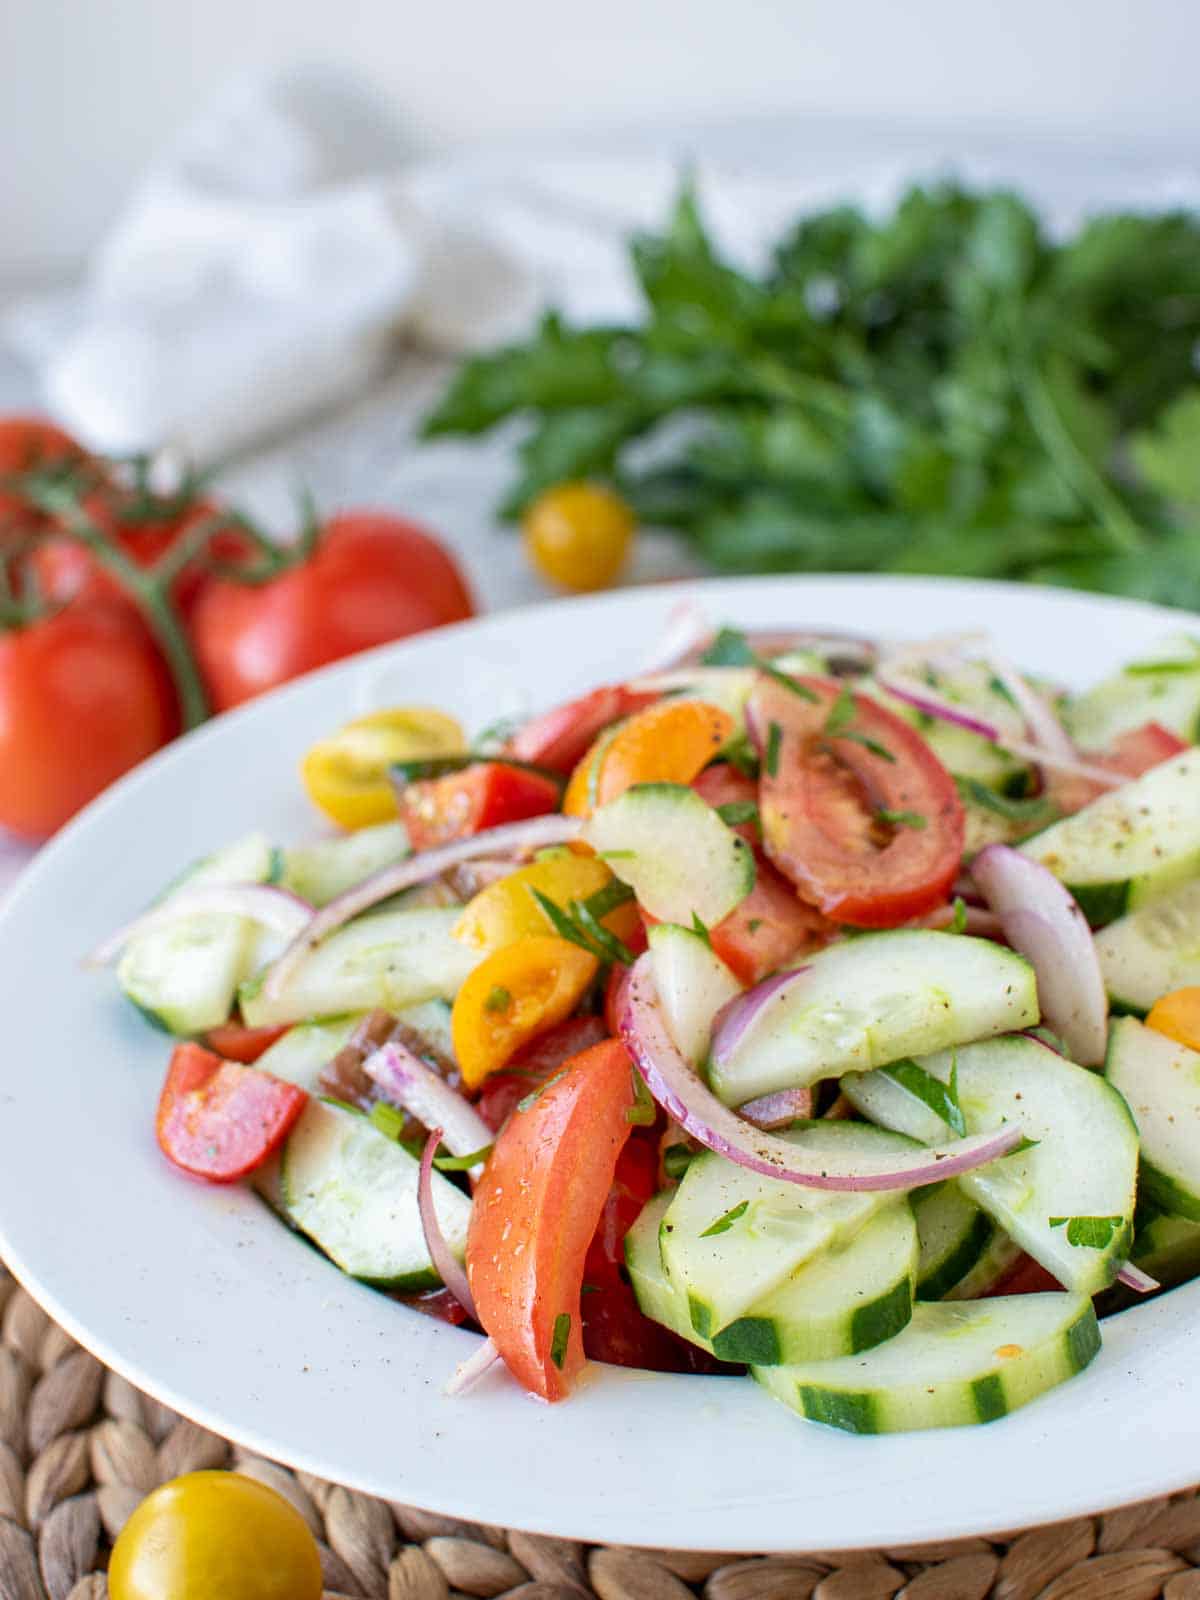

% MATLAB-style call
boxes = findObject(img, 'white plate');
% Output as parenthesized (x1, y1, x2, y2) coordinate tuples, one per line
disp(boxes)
(0, 575, 1195, 1553)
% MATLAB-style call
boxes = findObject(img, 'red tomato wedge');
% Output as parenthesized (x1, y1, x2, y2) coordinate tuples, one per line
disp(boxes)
(750, 675, 964, 928)
(203, 1021, 289, 1064)
(467, 1038, 635, 1400)
(507, 684, 658, 775)
(399, 761, 561, 851)
(155, 1043, 307, 1183)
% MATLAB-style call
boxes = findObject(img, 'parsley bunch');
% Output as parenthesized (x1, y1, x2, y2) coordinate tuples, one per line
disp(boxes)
(423, 183, 1200, 608)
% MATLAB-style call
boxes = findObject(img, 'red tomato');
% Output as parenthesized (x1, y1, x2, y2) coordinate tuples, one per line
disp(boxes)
(396, 1286, 470, 1326)
(507, 684, 659, 775)
(400, 761, 560, 851)
(155, 1043, 307, 1183)
(751, 676, 964, 927)
(466, 1038, 635, 1400)
(692, 763, 761, 844)
(0, 418, 89, 534)
(0, 600, 176, 839)
(983, 1253, 1063, 1297)
(476, 1015, 610, 1132)
(190, 511, 474, 711)
(33, 493, 252, 618)
(203, 1020, 290, 1064)
(1046, 720, 1190, 815)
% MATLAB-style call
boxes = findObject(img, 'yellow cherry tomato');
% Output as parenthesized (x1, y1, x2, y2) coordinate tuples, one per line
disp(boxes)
(453, 847, 639, 956)
(452, 935, 598, 1088)
(108, 1470, 322, 1600)
(301, 706, 465, 829)
(522, 482, 635, 592)
(563, 699, 735, 818)
(1146, 987, 1200, 1053)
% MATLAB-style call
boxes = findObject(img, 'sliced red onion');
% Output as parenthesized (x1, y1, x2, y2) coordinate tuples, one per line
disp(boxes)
(445, 1335, 501, 1396)
(738, 1088, 815, 1129)
(262, 813, 582, 1000)
(881, 630, 991, 671)
(366, 1040, 491, 1174)
(418, 1128, 477, 1321)
(1117, 1262, 1160, 1294)
(709, 970, 803, 1071)
(971, 845, 1108, 1067)
(620, 955, 1023, 1191)
(982, 651, 1077, 764)
(640, 599, 712, 673)
(85, 883, 313, 969)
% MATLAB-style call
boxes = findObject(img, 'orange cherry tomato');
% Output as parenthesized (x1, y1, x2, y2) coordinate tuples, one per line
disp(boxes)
(1146, 988, 1200, 1054)
(450, 935, 599, 1088)
(564, 700, 734, 818)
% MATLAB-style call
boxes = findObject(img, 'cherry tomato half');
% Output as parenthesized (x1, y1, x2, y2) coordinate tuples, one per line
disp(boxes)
(155, 1044, 307, 1182)
(400, 761, 561, 850)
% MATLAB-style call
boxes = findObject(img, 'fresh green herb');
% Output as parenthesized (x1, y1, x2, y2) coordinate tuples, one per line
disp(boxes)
(516, 1068, 569, 1113)
(663, 1143, 694, 1179)
(549, 1312, 572, 1369)
(747, 918, 763, 933)
(700, 1199, 750, 1238)
(597, 849, 636, 860)
(948, 897, 968, 934)
(627, 1069, 656, 1125)
(822, 684, 894, 761)
(690, 911, 713, 947)
(722, 732, 760, 779)
(1049, 1214, 1125, 1249)
(716, 799, 760, 827)
(434, 1144, 494, 1171)
(580, 1283, 601, 1296)
(765, 721, 782, 777)
(882, 1058, 966, 1137)
(389, 753, 563, 790)
(877, 807, 927, 830)
(1124, 641, 1200, 676)
(369, 1102, 408, 1141)
(473, 714, 524, 750)
(700, 626, 818, 701)
(531, 887, 636, 966)
(583, 880, 636, 919)
(1011, 1135, 1042, 1156)
(954, 776, 1056, 824)
(484, 986, 512, 1014)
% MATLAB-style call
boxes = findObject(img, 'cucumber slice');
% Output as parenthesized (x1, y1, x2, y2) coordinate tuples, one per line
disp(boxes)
(626, 1192, 918, 1365)
(584, 783, 756, 927)
(118, 832, 279, 1035)
(648, 922, 742, 1066)
(913, 1183, 1001, 1302)
(708, 930, 1038, 1105)
(1094, 880, 1200, 1015)
(943, 1228, 1023, 1301)
(866, 667, 1028, 791)
(255, 1017, 361, 1090)
(1065, 635, 1200, 751)
(240, 907, 480, 1028)
(752, 1293, 1100, 1434)
(659, 1122, 919, 1338)
(1132, 1207, 1200, 1289)
(844, 1036, 1139, 1295)
(1019, 749, 1200, 926)
(396, 998, 456, 1065)
(1106, 1016, 1200, 1221)
(280, 823, 410, 908)
(280, 1100, 470, 1287)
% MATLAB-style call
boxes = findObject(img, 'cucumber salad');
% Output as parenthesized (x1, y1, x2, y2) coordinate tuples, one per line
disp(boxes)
(89, 621, 1200, 1434)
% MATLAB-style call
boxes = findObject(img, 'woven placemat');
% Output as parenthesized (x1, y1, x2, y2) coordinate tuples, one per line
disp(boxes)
(2, 1265, 1199, 1600)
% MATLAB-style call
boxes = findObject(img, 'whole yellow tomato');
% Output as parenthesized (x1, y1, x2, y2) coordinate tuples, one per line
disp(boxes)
(522, 482, 634, 592)
(108, 1471, 323, 1600)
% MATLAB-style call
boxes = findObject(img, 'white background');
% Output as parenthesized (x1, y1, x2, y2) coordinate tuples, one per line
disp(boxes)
(4, 0, 1198, 288)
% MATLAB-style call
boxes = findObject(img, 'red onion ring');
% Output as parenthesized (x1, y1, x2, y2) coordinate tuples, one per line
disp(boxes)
(982, 650, 1078, 764)
(971, 845, 1108, 1067)
(261, 813, 582, 1001)
(1117, 1262, 1160, 1294)
(709, 970, 802, 1069)
(366, 1040, 492, 1174)
(85, 883, 313, 969)
(445, 1335, 501, 1396)
(619, 955, 1023, 1191)
(418, 1128, 477, 1321)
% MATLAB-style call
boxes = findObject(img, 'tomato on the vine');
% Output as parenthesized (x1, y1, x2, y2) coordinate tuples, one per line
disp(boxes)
(0, 418, 90, 538)
(190, 511, 475, 711)
(0, 600, 177, 839)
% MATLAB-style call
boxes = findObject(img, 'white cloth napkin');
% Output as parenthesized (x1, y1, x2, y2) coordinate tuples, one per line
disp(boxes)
(6, 66, 1197, 468)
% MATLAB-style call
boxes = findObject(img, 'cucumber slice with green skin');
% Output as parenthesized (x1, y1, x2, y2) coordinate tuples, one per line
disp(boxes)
(1018, 750, 1200, 927)
(913, 1182, 1001, 1302)
(254, 1017, 361, 1090)
(118, 832, 279, 1035)
(280, 1100, 470, 1288)
(1132, 1207, 1200, 1289)
(585, 783, 756, 927)
(626, 1191, 917, 1364)
(1094, 880, 1200, 1015)
(659, 1123, 920, 1338)
(1106, 1017, 1200, 1221)
(942, 1228, 1023, 1301)
(752, 1293, 1100, 1434)
(708, 930, 1038, 1105)
(1065, 634, 1200, 752)
(844, 1036, 1139, 1296)
(240, 907, 480, 1028)
(866, 667, 1028, 791)
(648, 923, 742, 1066)
(279, 822, 410, 908)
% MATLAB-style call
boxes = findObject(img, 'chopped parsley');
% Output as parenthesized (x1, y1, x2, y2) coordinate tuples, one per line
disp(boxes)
(1049, 1214, 1125, 1249)
(765, 721, 783, 777)
(690, 911, 713, 947)
(484, 985, 512, 1013)
(701, 626, 818, 701)
(723, 732, 761, 779)
(434, 1144, 494, 1171)
(954, 776, 1055, 824)
(822, 684, 895, 761)
(716, 799, 760, 827)
(369, 1102, 407, 1141)
(948, 896, 968, 934)
(881, 1057, 967, 1137)
(531, 887, 637, 966)
(549, 1312, 572, 1369)
(700, 1199, 750, 1238)
(663, 1143, 694, 1179)
(626, 1069, 656, 1125)
(516, 1067, 569, 1113)
(877, 807, 927, 830)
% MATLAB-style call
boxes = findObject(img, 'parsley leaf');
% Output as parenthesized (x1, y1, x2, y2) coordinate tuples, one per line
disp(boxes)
(690, 912, 713, 947)
(1048, 1214, 1126, 1249)
(700, 1200, 750, 1238)
(881, 1057, 967, 1136)
(700, 625, 818, 701)
(877, 807, 927, 830)
(550, 1312, 572, 1369)
(948, 896, 968, 934)
(716, 799, 760, 827)
(434, 1144, 494, 1171)
(484, 986, 512, 1013)
(954, 776, 1056, 825)
(765, 721, 782, 777)
(517, 1068, 569, 1114)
